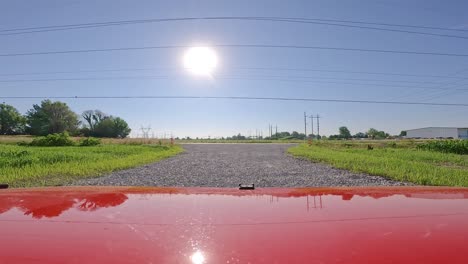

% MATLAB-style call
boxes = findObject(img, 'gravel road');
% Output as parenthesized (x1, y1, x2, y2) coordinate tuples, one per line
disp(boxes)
(74, 144, 409, 187)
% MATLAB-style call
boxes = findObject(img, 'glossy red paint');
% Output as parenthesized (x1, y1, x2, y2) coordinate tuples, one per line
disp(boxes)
(1, 186, 468, 264)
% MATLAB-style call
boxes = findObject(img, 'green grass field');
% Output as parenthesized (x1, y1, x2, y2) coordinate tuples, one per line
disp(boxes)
(0, 144, 183, 188)
(288, 142, 468, 187)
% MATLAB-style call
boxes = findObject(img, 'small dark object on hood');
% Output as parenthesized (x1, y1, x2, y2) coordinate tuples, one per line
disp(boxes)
(239, 184, 255, 190)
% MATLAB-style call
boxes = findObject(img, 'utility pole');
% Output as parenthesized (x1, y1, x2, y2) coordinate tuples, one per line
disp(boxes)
(316, 114, 320, 139)
(304, 112, 307, 142)
(310, 115, 314, 140)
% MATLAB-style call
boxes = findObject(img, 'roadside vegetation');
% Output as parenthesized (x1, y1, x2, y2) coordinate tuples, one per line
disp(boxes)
(417, 140, 468, 155)
(289, 141, 468, 187)
(0, 101, 131, 138)
(0, 101, 183, 187)
(0, 143, 182, 188)
(0, 135, 179, 145)
(176, 139, 304, 143)
(24, 132, 102, 147)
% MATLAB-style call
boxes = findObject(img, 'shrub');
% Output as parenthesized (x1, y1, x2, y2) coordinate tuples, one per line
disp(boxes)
(79, 137, 101, 146)
(417, 140, 468, 155)
(29, 132, 75, 147)
(16, 141, 30, 146)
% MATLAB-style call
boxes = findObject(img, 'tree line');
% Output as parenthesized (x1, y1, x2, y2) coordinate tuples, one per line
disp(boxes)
(0, 100, 131, 138)
(328, 126, 392, 140)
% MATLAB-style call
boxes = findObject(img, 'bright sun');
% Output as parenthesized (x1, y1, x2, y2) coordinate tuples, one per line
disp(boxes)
(183, 47, 218, 76)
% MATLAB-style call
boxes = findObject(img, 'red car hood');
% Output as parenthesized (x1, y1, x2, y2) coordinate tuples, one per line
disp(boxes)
(1, 186, 468, 264)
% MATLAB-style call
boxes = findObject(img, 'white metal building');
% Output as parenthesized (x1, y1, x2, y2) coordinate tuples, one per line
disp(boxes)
(405, 127, 468, 139)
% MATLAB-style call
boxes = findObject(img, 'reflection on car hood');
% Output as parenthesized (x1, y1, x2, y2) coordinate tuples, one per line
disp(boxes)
(1, 186, 468, 264)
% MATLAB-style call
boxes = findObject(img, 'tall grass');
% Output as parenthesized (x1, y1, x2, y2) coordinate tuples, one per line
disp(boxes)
(289, 144, 468, 187)
(0, 136, 177, 145)
(0, 144, 183, 187)
(417, 140, 468, 155)
(176, 139, 303, 144)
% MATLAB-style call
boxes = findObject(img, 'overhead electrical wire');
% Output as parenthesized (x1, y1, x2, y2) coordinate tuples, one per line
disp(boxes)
(3, 16, 467, 33)
(1, 44, 468, 57)
(1, 95, 467, 107)
(1, 16, 468, 40)
(255, 18, 468, 40)
(1, 16, 465, 108)
(389, 67, 468, 101)
(265, 16, 468, 33)
(1, 75, 465, 91)
(230, 67, 468, 79)
(0, 74, 453, 85)
(1, 66, 466, 80)
(417, 68, 468, 101)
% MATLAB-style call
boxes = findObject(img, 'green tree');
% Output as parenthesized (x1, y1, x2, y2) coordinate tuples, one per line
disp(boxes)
(367, 128, 379, 139)
(353, 132, 367, 139)
(339, 126, 351, 139)
(112, 117, 131, 138)
(399, 130, 407, 137)
(81, 110, 131, 138)
(0, 103, 26, 135)
(368, 128, 389, 139)
(274, 131, 290, 139)
(291, 131, 300, 138)
(93, 117, 131, 138)
(26, 100, 79, 136)
(82, 110, 106, 130)
(232, 133, 246, 140)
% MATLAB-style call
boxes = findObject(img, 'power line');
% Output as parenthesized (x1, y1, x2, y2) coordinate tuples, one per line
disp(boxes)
(1, 95, 467, 107)
(1, 16, 468, 40)
(1, 66, 465, 80)
(234, 67, 468, 79)
(0, 68, 157, 76)
(259, 18, 468, 40)
(234, 67, 466, 79)
(0, 73, 454, 85)
(391, 67, 468, 101)
(416, 68, 468, 102)
(1, 75, 465, 91)
(4, 16, 467, 33)
(2, 44, 468, 57)
(0, 74, 443, 85)
(268, 16, 468, 33)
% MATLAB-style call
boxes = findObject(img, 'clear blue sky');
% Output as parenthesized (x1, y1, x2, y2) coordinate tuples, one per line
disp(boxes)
(1, 0, 468, 138)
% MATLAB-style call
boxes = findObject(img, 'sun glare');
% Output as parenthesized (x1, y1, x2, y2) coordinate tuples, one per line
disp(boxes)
(183, 47, 218, 76)
(190, 250, 206, 264)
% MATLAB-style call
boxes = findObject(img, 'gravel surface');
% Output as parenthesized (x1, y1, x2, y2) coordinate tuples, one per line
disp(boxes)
(73, 143, 410, 187)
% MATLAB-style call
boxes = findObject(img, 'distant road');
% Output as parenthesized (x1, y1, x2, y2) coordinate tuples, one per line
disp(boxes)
(74, 144, 409, 187)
